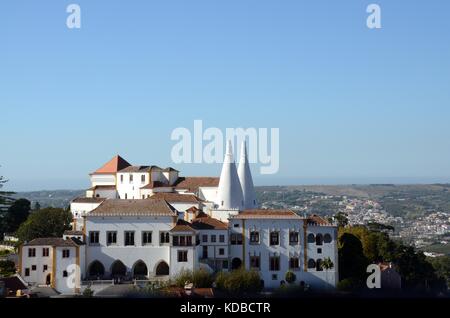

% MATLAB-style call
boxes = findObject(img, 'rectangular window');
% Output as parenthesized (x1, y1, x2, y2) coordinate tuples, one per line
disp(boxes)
(317, 248, 322, 254)
(219, 248, 225, 256)
(160, 232, 170, 244)
(31, 265, 37, 271)
(250, 231, 260, 244)
(120, 175, 124, 183)
(129, 174, 133, 183)
(270, 232, 279, 246)
(141, 174, 145, 183)
(28, 248, 36, 257)
(211, 235, 216, 243)
(125, 231, 135, 246)
(43, 265, 48, 272)
(178, 250, 188, 262)
(142, 231, 152, 245)
(25, 268, 30, 276)
(62, 249, 70, 258)
(219, 235, 225, 243)
(289, 231, 299, 245)
(42, 248, 49, 257)
(269, 256, 280, 271)
(222, 260, 229, 269)
(203, 246, 208, 259)
(89, 231, 100, 245)
(230, 234, 243, 245)
(250, 256, 261, 270)
(290, 257, 300, 270)
(233, 223, 239, 228)
(202, 235, 208, 243)
(172, 235, 192, 247)
(107, 231, 117, 246)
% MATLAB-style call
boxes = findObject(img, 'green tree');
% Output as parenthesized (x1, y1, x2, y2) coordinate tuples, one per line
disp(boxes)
(32, 201, 41, 211)
(16, 207, 72, 242)
(285, 271, 296, 284)
(0, 260, 16, 277)
(334, 212, 349, 227)
(338, 232, 369, 287)
(428, 256, 450, 289)
(4, 198, 31, 233)
(0, 170, 15, 240)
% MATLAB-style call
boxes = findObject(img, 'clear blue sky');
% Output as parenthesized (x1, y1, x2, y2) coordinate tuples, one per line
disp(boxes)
(1, 1, 450, 191)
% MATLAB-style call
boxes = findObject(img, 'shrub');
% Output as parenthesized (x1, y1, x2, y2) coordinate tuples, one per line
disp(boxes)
(214, 268, 262, 295)
(82, 287, 94, 298)
(192, 269, 214, 288)
(285, 271, 296, 284)
(173, 269, 193, 288)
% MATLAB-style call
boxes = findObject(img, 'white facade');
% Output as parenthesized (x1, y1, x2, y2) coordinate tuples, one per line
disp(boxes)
(21, 153, 338, 295)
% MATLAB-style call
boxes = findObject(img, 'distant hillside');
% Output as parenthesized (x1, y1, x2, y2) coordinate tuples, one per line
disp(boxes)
(12, 190, 84, 209)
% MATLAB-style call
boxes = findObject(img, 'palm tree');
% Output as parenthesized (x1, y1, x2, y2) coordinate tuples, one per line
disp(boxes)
(321, 257, 334, 289)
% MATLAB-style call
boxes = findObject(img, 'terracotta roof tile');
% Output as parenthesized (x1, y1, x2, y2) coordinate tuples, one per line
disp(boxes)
(192, 214, 228, 230)
(174, 177, 219, 192)
(149, 193, 203, 203)
(23, 237, 82, 247)
(89, 199, 177, 217)
(170, 219, 196, 233)
(92, 155, 131, 175)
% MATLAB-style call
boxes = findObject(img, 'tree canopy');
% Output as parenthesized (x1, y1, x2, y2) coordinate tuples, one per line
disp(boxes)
(16, 207, 72, 242)
(3, 198, 31, 234)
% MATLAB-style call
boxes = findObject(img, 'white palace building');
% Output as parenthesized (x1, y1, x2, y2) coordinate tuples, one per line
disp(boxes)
(18, 142, 338, 295)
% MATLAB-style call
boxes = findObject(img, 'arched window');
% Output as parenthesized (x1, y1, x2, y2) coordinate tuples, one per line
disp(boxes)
(316, 234, 323, 246)
(111, 260, 127, 277)
(308, 259, 316, 269)
(316, 259, 323, 271)
(132, 260, 148, 279)
(324, 233, 332, 243)
(307, 234, 315, 243)
(155, 261, 169, 276)
(88, 260, 105, 278)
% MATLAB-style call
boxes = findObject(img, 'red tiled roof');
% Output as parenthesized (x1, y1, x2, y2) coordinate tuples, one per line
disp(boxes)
(91, 155, 131, 175)
(170, 219, 196, 233)
(149, 193, 203, 203)
(192, 213, 228, 230)
(89, 199, 178, 217)
(307, 214, 331, 226)
(231, 209, 302, 220)
(23, 237, 82, 247)
(174, 177, 219, 192)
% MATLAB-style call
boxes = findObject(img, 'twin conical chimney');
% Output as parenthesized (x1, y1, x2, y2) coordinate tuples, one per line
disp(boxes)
(238, 141, 257, 209)
(216, 141, 244, 210)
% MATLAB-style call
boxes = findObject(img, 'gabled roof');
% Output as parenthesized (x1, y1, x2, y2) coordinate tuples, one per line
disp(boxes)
(88, 199, 178, 217)
(307, 214, 332, 226)
(174, 177, 220, 192)
(231, 209, 302, 220)
(149, 193, 203, 203)
(23, 237, 83, 247)
(192, 213, 228, 230)
(91, 155, 131, 175)
(163, 167, 179, 172)
(170, 219, 196, 233)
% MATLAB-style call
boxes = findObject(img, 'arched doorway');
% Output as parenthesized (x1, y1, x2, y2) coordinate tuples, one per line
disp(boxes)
(88, 260, 105, 278)
(231, 258, 242, 270)
(155, 261, 169, 276)
(133, 260, 148, 279)
(111, 260, 127, 278)
(46, 274, 51, 285)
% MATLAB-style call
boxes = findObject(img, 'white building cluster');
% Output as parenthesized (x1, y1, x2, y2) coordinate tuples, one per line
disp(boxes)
(18, 142, 338, 295)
